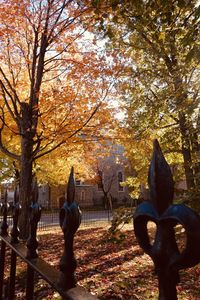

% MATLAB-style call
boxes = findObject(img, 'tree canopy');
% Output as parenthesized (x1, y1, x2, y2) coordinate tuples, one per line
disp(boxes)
(0, 0, 120, 237)
(94, 0, 200, 207)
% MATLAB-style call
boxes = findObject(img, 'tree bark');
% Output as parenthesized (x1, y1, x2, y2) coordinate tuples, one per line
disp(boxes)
(19, 138, 33, 239)
(178, 112, 195, 189)
(168, 60, 196, 190)
(18, 103, 34, 239)
(190, 129, 200, 187)
(164, 33, 196, 191)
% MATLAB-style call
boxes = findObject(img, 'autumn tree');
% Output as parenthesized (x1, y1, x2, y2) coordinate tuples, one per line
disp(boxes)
(94, 0, 200, 208)
(95, 161, 115, 211)
(86, 140, 128, 210)
(0, 0, 117, 238)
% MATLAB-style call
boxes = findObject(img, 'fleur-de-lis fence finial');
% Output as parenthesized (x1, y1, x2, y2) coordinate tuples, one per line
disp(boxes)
(134, 139, 200, 300)
(58, 167, 82, 290)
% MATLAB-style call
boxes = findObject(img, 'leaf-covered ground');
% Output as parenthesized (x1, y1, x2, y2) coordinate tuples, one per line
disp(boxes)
(3, 224, 200, 299)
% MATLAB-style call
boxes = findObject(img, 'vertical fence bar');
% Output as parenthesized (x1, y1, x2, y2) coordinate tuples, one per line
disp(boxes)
(26, 266, 35, 300)
(58, 167, 82, 291)
(0, 240, 6, 300)
(8, 251, 17, 300)
(8, 185, 21, 300)
(26, 177, 41, 299)
(0, 189, 9, 300)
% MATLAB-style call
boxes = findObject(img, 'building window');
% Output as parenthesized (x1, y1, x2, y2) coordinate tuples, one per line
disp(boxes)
(97, 170, 103, 190)
(76, 180, 81, 186)
(118, 171, 124, 192)
(98, 182, 103, 190)
(80, 190, 85, 202)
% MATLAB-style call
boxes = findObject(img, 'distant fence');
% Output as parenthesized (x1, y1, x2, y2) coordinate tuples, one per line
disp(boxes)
(38, 208, 113, 230)
(0, 210, 111, 232)
(0, 205, 135, 231)
(37, 202, 136, 230)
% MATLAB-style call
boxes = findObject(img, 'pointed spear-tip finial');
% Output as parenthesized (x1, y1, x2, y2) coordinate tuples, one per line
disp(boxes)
(148, 139, 174, 215)
(14, 184, 19, 204)
(66, 167, 75, 205)
(4, 188, 8, 204)
(31, 176, 39, 203)
(1, 187, 9, 235)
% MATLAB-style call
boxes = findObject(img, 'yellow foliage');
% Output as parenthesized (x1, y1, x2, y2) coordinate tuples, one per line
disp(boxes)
(0, 0, 120, 184)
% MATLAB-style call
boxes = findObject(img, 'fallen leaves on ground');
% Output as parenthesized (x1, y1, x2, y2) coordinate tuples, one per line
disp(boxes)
(3, 224, 200, 299)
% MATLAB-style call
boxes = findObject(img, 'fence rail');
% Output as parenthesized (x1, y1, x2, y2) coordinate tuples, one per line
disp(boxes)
(0, 235, 97, 300)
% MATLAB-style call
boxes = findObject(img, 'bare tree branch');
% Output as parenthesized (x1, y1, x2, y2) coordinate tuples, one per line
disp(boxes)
(0, 80, 20, 126)
(0, 109, 20, 161)
(0, 67, 21, 110)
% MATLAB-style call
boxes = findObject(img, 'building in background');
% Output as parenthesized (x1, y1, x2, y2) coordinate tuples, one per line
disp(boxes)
(72, 143, 130, 209)
(0, 142, 131, 210)
(49, 142, 131, 209)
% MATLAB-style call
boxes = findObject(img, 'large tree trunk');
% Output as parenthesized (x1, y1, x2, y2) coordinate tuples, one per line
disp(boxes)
(190, 130, 200, 186)
(169, 66, 196, 190)
(165, 45, 196, 190)
(18, 103, 34, 239)
(19, 138, 33, 239)
(178, 112, 195, 190)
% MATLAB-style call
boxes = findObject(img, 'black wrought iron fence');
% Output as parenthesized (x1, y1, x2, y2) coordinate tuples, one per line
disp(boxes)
(36, 207, 113, 231)
(0, 140, 200, 300)
(0, 168, 97, 300)
(0, 204, 119, 231)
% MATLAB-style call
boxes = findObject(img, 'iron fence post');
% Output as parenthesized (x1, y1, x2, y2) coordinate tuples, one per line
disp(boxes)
(58, 167, 82, 291)
(134, 140, 200, 299)
(0, 189, 9, 300)
(26, 177, 41, 299)
(9, 184, 21, 300)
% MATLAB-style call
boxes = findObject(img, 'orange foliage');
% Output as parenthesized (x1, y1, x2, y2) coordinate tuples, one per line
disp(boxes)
(0, 0, 120, 182)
